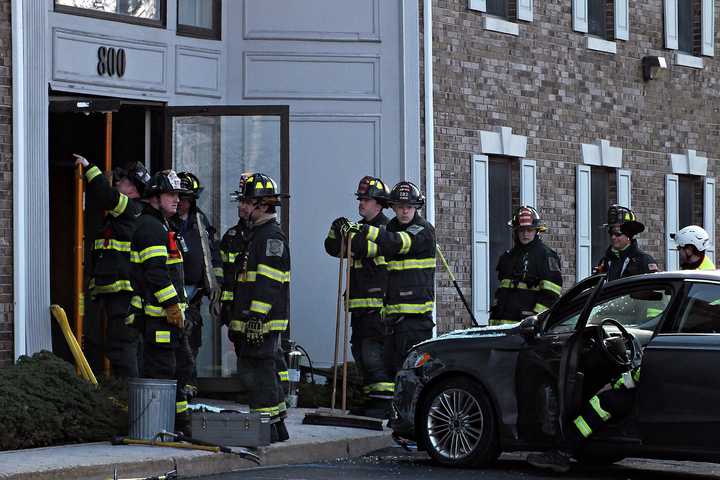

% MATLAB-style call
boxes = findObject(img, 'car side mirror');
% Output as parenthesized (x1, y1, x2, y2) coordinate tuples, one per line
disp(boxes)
(518, 315, 541, 335)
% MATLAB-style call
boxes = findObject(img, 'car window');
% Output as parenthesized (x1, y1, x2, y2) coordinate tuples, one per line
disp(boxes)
(547, 287, 673, 334)
(674, 283, 720, 334)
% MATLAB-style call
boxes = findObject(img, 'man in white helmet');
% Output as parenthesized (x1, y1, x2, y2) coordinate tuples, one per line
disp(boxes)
(671, 225, 716, 270)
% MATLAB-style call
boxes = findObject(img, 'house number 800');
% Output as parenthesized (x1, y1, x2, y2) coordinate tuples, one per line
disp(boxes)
(97, 47, 126, 78)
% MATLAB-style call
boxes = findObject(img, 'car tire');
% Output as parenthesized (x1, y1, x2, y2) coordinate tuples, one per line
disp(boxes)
(418, 376, 499, 467)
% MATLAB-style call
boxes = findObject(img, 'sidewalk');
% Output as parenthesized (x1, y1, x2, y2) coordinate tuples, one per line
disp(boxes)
(0, 408, 393, 480)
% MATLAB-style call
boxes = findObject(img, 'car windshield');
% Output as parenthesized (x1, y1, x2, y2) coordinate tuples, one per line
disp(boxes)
(547, 287, 673, 334)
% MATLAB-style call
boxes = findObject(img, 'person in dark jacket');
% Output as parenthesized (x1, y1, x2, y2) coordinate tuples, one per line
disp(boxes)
(174, 172, 221, 396)
(595, 205, 658, 281)
(326, 176, 393, 417)
(74, 154, 149, 378)
(489, 206, 563, 326)
(345, 181, 436, 378)
(129, 169, 193, 434)
(225, 173, 291, 442)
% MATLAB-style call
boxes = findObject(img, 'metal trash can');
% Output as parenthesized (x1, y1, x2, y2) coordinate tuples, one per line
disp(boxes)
(128, 378, 177, 440)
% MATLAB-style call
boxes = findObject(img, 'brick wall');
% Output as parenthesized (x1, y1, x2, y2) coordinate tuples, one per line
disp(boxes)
(429, 0, 720, 332)
(0, 1, 12, 365)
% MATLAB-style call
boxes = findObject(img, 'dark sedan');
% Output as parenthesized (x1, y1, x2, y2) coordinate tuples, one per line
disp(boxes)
(392, 271, 720, 467)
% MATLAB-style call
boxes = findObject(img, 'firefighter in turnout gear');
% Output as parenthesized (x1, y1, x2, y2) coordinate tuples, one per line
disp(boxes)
(595, 205, 659, 281)
(129, 169, 194, 435)
(325, 176, 393, 417)
(225, 173, 291, 443)
(489, 206, 563, 326)
(174, 171, 222, 397)
(74, 154, 148, 378)
(343, 181, 436, 378)
(671, 225, 716, 270)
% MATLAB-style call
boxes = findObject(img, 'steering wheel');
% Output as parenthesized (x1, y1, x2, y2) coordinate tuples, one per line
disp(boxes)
(595, 318, 637, 368)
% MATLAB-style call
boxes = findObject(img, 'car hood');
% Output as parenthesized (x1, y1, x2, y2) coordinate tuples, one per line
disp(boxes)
(416, 322, 525, 347)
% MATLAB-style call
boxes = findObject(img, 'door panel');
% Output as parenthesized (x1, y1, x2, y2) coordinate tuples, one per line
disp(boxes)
(639, 281, 720, 450)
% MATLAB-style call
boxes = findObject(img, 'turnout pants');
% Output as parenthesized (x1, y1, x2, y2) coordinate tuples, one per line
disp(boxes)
(568, 369, 640, 450)
(97, 291, 140, 378)
(232, 331, 284, 418)
(384, 315, 434, 379)
(139, 315, 194, 415)
(351, 311, 394, 409)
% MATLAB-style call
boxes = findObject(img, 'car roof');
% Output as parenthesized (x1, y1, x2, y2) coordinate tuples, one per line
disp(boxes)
(604, 270, 720, 288)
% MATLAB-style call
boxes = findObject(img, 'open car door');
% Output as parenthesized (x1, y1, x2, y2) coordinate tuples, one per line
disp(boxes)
(556, 275, 607, 441)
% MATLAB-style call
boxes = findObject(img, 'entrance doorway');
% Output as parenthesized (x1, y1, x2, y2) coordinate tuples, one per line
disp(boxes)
(48, 94, 164, 372)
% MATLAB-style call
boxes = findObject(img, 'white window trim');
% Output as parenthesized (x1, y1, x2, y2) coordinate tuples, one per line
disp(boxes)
(670, 149, 708, 176)
(485, 16, 520, 36)
(617, 169, 632, 209)
(675, 52, 704, 69)
(521, 159, 537, 206)
(576, 165, 592, 281)
(704, 177, 716, 263)
(479, 126, 528, 158)
(587, 36, 617, 54)
(666, 174, 680, 271)
(472, 154, 491, 326)
(581, 139, 623, 168)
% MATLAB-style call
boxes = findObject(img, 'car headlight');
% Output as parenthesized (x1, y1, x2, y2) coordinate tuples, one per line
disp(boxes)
(402, 350, 431, 370)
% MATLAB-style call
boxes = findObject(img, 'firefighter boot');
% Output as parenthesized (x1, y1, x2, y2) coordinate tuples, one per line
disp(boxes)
(175, 411, 193, 438)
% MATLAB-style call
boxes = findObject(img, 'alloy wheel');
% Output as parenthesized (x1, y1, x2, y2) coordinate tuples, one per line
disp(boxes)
(426, 388, 484, 460)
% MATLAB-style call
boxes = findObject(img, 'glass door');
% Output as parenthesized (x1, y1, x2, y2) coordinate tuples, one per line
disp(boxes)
(166, 106, 289, 386)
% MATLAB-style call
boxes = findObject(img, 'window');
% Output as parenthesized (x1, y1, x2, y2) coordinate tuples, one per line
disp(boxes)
(488, 157, 513, 297)
(677, 0, 701, 54)
(665, 0, 714, 59)
(573, 0, 628, 49)
(548, 287, 673, 334)
(678, 175, 703, 230)
(468, 0, 533, 34)
(54, 0, 165, 27)
(675, 283, 720, 333)
(590, 167, 610, 267)
(177, 0, 221, 39)
(588, 0, 612, 39)
(487, 0, 511, 19)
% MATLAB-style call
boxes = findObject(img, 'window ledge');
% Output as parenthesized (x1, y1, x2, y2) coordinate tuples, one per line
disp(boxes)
(586, 36, 617, 54)
(484, 17, 519, 36)
(675, 53, 704, 69)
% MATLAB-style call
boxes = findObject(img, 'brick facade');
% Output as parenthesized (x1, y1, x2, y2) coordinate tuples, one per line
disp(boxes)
(428, 0, 720, 332)
(0, 1, 11, 366)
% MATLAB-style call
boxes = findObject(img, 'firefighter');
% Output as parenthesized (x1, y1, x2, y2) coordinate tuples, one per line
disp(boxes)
(595, 205, 659, 281)
(174, 172, 221, 396)
(671, 225, 716, 270)
(528, 364, 642, 473)
(129, 170, 193, 434)
(225, 173, 291, 443)
(488, 206, 563, 326)
(74, 153, 149, 378)
(325, 176, 393, 417)
(343, 181, 436, 378)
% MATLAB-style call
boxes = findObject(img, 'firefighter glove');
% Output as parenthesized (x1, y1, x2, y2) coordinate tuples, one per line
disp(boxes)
(244, 317, 266, 346)
(165, 303, 185, 329)
(331, 217, 348, 234)
(340, 220, 362, 237)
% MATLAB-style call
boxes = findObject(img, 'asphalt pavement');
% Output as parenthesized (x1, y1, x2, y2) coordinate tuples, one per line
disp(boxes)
(190, 447, 720, 480)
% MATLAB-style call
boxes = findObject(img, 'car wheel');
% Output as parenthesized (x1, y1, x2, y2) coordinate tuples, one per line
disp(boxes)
(418, 377, 499, 467)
